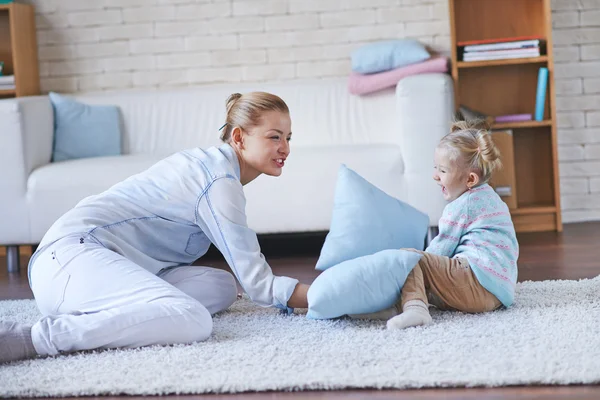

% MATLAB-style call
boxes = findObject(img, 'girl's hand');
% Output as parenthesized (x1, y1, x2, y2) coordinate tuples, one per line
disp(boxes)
(287, 283, 310, 308)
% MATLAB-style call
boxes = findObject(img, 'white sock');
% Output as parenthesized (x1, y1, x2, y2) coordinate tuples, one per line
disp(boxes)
(349, 304, 400, 320)
(0, 321, 37, 364)
(386, 300, 432, 330)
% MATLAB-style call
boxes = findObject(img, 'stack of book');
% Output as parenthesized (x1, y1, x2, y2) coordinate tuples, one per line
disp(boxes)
(0, 74, 15, 90)
(460, 36, 543, 62)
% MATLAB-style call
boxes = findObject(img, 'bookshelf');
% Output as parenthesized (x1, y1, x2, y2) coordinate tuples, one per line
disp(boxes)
(0, 2, 40, 98)
(448, 0, 562, 233)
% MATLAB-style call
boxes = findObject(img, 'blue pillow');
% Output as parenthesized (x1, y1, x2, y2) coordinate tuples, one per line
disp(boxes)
(307, 249, 422, 320)
(50, 92, 122, 162)
(315, 165, 429, 271)
(351, 39, 430, 74)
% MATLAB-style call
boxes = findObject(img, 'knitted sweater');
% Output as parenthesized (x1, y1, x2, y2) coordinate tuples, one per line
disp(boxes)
(426, 184, 519, 307)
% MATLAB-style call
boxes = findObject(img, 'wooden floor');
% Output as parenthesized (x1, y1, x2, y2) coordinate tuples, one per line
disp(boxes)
(1, 222, 599, 399)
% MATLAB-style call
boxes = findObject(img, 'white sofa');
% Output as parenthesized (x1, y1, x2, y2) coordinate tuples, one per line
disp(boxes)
(0, 74, 454, 272)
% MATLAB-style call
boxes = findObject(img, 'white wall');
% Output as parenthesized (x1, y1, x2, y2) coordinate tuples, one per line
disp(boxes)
(553, 0, 600, 223)
(19, 0, 600, 223)
(28, 0, 450, 92)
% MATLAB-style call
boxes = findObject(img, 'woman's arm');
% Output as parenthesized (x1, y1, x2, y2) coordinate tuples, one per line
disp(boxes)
(195, 177, 300, 309)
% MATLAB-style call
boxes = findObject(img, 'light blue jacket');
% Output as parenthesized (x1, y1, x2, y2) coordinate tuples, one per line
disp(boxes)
(30, 144, 299, 309)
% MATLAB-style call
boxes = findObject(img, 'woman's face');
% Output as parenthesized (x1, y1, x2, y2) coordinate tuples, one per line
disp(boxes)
(236, 110, 292, 184)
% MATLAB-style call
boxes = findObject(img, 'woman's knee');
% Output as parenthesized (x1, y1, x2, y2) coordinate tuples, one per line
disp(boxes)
(209, 269, 238, 314)
(181, 301, 213, 342)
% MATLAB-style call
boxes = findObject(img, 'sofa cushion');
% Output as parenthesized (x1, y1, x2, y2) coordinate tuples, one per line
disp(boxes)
(351, 39, 431, 75)
(349, 57, 449, 95)
(243, 144, 406, 234)
(72, 77, 401, 155)
(27, 154, 163, 239)
(27, 145, 407, 240)
(315, 165, 429, 271)
(307, 248, 423, 319)
(50, 92, 122, 162)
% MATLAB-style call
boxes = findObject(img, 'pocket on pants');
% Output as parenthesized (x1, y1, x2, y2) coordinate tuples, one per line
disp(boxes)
(50, 261, 71, 315)
(30, 248, 72, 316)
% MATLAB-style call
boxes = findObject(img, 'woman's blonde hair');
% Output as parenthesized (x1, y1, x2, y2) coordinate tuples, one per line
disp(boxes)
(220, 92, 289, 142)
(438, 119, 502, 184)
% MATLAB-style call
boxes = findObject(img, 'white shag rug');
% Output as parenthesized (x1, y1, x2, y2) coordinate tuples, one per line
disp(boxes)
(1, 277, 600, 398)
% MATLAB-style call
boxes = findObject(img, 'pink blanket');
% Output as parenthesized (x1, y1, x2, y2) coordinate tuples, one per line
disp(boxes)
(348, 56, 449, 95)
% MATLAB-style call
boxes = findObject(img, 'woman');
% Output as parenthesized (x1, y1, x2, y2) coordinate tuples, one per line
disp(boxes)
(0, 91, 309, 364)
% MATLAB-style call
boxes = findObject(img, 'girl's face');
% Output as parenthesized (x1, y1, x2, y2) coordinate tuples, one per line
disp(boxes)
(234, 110, 292, 185)
(432, 147, 475, 201)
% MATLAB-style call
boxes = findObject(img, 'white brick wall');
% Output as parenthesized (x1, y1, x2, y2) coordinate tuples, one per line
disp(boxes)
(19, 0, 600, 224)
(27, 0, 449, 91)
(553, 0, 600, 223)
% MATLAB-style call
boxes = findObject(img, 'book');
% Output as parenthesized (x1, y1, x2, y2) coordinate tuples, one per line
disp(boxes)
(489, 130, 518, 209)
(463, 48, 540, 58)
(464, 39, 541, 53)
(535, 67, 549, 121)
(463, 50, 540, 62)
(457, 35, 544, 47)
(0, 75, 15, 84)
(495, 114, 532, 123)
(459, 36, 544, 63)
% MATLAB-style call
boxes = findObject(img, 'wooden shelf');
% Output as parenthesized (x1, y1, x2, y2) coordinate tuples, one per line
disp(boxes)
(492, 120, 552, 130)
(457, 56, 548, 69)
(0, 3, 40, 97)
(511, 205, 556, 215)
(449, 0, 562, 232)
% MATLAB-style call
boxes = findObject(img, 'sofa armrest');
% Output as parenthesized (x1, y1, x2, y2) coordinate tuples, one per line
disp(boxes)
(396, 73, 455, 225)
(0, 96, 54, 176)
(0, 96, 53, 244)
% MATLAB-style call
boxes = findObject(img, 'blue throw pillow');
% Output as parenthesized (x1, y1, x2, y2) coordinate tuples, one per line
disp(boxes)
(315, 165, 429, 271)
(50, 92, 122, 162)
(307, 249, 422, 320)
(351, 39, 430, 74)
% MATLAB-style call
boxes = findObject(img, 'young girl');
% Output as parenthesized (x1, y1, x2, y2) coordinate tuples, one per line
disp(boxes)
(354, 120, 519, 329)
(0, 92, 310, 364)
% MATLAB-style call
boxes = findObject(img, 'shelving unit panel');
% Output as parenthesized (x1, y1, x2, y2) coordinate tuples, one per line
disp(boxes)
(0, 8, 12, 76)
(453, 0, 546, 43)
(10, 3, 39, 96)
(457, 56, 548, 69)
(458, 64, 551, 120)
(513, 127, 555, 209)
(512, 212, 557, 232)
(492, 120, 552, 130)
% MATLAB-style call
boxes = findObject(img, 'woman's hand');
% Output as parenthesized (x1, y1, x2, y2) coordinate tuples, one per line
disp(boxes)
(287, 283, 310, 308)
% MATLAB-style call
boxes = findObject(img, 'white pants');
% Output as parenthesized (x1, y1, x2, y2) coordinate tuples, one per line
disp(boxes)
(28, 236, 238, 356)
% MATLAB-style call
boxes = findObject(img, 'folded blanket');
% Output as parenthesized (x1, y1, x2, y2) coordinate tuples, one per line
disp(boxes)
(348, 56, 449, 95)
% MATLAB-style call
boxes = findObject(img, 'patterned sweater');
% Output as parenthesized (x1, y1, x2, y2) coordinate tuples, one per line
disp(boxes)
(426, 184, 519, 307)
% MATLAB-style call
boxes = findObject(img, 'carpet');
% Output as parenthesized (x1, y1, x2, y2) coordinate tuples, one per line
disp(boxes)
(1, 277, 599, 397)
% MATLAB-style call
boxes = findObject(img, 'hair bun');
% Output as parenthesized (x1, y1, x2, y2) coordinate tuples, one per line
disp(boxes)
(225, 93, 242, 114)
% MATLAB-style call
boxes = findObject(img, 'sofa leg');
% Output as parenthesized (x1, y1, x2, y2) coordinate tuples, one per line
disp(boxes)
(425, 226, 439, 248)
(7, 246, 20, 273)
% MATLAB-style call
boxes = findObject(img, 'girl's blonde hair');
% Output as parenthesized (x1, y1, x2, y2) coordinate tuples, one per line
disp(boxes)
(438, 119, 502, 184)
(220, 92, 289, 142)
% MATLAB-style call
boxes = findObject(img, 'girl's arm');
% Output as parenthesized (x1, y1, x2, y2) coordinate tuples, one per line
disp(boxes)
(425, 198, 469, 257)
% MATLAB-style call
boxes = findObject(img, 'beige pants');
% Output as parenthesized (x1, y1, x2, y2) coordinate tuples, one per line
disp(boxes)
(401, 250, 502, 313)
